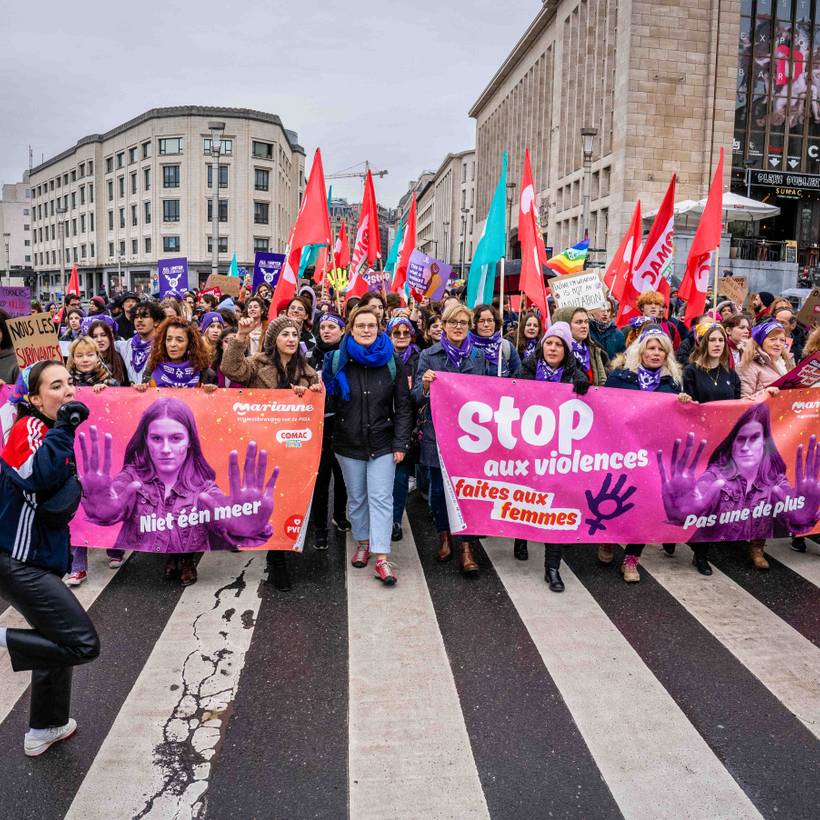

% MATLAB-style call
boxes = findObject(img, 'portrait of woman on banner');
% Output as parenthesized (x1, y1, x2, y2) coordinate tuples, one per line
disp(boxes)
(77, 396, 278, 553)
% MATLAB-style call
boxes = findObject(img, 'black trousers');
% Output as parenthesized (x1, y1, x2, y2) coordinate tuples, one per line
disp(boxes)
(311, 434, 347, 533)
(0, 552, 100, 729)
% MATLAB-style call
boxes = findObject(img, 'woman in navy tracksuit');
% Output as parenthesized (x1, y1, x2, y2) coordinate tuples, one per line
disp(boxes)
(0, 361, 99, 757)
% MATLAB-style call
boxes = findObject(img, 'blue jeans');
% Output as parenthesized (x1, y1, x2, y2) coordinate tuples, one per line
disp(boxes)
(70, 546, 125, 573)
(337, 454, 396, 554)
(392, 460, 411, 526)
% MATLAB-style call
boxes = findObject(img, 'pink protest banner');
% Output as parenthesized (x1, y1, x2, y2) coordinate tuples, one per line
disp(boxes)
(772, 352, 820, 390)
(430, 373, 820, 544)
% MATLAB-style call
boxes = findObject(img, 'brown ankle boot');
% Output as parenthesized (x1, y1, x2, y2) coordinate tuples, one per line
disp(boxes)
(180, 557, 198, 586)
(748, 540, 769, 570)
(459, 541, 479, 575)
(437, 531, 453, 562)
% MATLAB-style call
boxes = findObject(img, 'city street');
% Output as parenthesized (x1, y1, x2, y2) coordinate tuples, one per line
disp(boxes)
(0, 493, 817, 820)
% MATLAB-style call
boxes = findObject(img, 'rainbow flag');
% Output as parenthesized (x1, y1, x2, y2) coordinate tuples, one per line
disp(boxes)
(545, 239, 589, 276)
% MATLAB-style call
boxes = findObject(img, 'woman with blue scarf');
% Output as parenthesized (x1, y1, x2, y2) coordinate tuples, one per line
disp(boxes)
(469, 303, 521, 378)
(323, 305, 413, 586)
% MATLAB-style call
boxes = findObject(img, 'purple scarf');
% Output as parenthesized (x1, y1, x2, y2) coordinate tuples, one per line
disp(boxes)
(535, 359, 564, 382)
(440, 335, 473, 368)
(637, 366, 663, 391)
(523, 337, 538, 359)
(571, 340, 590, 372)
(130, 335, 152, 373)
(469, 331, 502, 366)
(400, 343, 420, 365)
(151, 360, 201, 388)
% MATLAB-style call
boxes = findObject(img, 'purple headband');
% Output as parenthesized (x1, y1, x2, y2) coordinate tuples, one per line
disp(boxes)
(629, 316, 653, 330)
(199, 311, 225, 332)
(638, 326, 668, 343)
(82, 315, 119, 336)
(318, 312, 345, 329)
(751, 320, 784, 346)
(387, 316, 415, 336)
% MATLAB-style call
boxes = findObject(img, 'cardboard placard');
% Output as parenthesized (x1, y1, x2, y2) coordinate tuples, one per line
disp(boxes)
(204, 273, 241, 298)
(718, 275, 748, 307)
(797, 287, 820, 328)
(6, 311, 62, 368)
(549, 270, 607, 310)
(771, 351, 820, 389)
(0, 286, 31, 317)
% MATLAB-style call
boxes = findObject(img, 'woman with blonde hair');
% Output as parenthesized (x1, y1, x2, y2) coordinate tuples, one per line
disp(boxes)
(738, 320, 793, 401)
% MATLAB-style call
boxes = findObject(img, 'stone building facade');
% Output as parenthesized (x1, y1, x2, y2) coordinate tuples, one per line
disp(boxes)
(27, 106, 305, 298)
(469, 0, 738, 261)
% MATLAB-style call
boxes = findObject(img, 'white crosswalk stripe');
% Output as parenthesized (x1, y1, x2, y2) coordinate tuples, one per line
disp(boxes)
(764, 537, 820, 587)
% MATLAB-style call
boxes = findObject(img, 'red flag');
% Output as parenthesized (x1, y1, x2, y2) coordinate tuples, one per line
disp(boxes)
(518, 149, 549, 329)
(314, 245, 330, 287)
(393, 193, 417, 292)
(618, 176, 676, 325)
(680, 148, 724, 325)
(53, 264, 81, 325)
(269, 148, 332, 317)
(605, 201, 642, 303)
(350, 170, 381, 278)
(334, 219, 350, 269)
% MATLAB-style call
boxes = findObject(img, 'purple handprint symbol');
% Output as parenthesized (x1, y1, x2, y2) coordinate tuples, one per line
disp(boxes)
(585, 473, 637, 535)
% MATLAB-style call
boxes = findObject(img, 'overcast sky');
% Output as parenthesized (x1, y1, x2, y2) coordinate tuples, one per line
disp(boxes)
(0, 0, 536, 206)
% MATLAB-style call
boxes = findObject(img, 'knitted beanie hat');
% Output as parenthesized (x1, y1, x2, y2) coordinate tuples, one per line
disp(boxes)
(263, 316, 299, 355)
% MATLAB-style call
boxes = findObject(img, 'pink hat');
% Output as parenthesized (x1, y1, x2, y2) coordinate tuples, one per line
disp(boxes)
(541, 321, 573, 352)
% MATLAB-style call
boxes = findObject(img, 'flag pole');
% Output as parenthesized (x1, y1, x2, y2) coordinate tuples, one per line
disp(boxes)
(497, 257, 505, 377)
(711, 216, 723, 317)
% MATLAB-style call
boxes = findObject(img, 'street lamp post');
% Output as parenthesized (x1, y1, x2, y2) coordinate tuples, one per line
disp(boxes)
(426, 238, 439, 257)
(209, 121, 225, 277)
(2, 232, 9, 287)
(442, 220, 450, 262)
(580, 127, 597, 240)
(56, 204, 67, 299)
(460, 207, 469, 275)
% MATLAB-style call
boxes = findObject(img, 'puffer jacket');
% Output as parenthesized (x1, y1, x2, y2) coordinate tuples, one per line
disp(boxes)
(738, 350, 793, 399)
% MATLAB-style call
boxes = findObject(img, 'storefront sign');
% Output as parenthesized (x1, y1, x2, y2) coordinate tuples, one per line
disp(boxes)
(751, 170, 820, 190)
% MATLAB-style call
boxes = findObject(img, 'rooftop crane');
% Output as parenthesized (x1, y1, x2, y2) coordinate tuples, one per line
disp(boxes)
(326, 160, 388, 181)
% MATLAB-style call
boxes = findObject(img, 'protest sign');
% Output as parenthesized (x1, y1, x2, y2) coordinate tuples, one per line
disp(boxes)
(5, 311, 61, 368)
(772, 351, 820, 389)
(406, 250, 452, 301)
(797, 287, 820, 328)
(0, 286, 31, 316)
(718, 275, 748, 307)
(205, 273, 241, 298)
(157, 257, 189, 297)
(0, 387, 325, 553)
(549, 270, 607, 310)
(365, 269, 390, 293)
(253, 252, 286, 291)
(431, 373, 820, 544)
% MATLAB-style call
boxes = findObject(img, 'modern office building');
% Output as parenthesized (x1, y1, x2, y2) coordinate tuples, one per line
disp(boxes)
(27, 106, 305, 298)
(0, 178, 33, 286)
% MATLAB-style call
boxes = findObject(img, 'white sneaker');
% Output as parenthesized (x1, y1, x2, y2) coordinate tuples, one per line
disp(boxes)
(108, 557, 123, 569)
(24, 718, 77, 757)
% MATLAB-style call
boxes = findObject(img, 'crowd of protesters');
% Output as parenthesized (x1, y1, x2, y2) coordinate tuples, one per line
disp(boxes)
(1, 279, 819, 596)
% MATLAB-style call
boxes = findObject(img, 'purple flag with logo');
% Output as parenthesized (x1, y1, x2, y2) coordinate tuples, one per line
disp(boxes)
(406, 250, 452, 301)
(158, 257, 189, 297)
(253, 252, 286, 291)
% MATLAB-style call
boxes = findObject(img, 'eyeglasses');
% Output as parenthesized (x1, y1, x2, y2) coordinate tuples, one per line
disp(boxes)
(446, 319, 469, 327)
(392, 330, 411, 337)
(354, 324, 378, 331)
(477, 317, 495, 325)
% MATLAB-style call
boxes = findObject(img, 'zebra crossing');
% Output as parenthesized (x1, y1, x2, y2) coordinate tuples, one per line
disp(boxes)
(0, 493, 818, 820)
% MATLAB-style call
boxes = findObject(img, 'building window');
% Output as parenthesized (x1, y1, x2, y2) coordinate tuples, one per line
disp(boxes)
(207, 236, 229, 253)
(163, 236, 180, 252)
(88, 160, 94, 174)
(131, 204, 138, 226)
(79, 186, 85, 205)
(131, 239, 138, 255)
(144, 167, 151, 191)
(252, 141, 273, 159)
(163, 165, 180, 188)
(81, 244, 86, 259)
(131, 172, 138, 195)
(162, 200, 180, 222)
(71, 170, 76, 182)
(80, 214, 86, 233)
(128, 146, 138, 164)
(89, 183, 94, 203)
(142, 141, 152, 160)
(79, 163, 85, 177)
(158, 137, 183, 155)
(254, 168, 269, 191)
(144, 201, 151, 224)
(119, 240, 125, 256)
(203, 137, 233, 155)
(206, 165, 228, 188)
(105, 157, 113, 174)
(116, 152, 124, 169)
(145, 237, 152, 254)
(119, 208, 125, 228)
(254, 201, 269, 224)
(108, 242, 114, 257)
(71, 192, 76, 209)
(90, 212, 94, 232)
(207, 199, 228, 223)
(254, 237, 269, 252)
(108, 210, 114, 230)
(118, 176, 125, 198)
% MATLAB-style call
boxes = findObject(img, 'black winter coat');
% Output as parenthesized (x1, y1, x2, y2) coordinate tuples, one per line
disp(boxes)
(519, 352, 590, 395)
(604, 367, 682, 393)
(329, 355, 413, 461)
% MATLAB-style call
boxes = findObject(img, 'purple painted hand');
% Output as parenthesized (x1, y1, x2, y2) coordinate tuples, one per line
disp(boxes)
(776, 435, 820, 532)
(78, 425, 141, 519)
(656, 432, 725, 524)
(198, 441, 279, 539)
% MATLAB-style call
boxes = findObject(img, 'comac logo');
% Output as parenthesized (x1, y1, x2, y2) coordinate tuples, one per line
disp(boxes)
(232, 402, 314, 417)
(792, 400, 820, 413)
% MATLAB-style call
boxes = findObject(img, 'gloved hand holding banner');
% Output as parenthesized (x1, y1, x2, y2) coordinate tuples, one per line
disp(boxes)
(431, 373, 820, 544)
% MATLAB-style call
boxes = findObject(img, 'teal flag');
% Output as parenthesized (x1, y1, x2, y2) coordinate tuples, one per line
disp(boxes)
(227, 252, 240, 277)
(384, 219, 405, 275)
(466, 153, 507, 308)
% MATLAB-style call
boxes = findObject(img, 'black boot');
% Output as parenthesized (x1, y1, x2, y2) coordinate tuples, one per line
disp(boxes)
(266, 551, 292, 591)
(791, 536, 807, 553)
(692, 543, 712, 576)
(662, 543, 676, 556)
(544, 544, 564, 592)
(391, 522, 403, 542)
(513, 539, 528, 561)
(314, 530, 328, 551)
